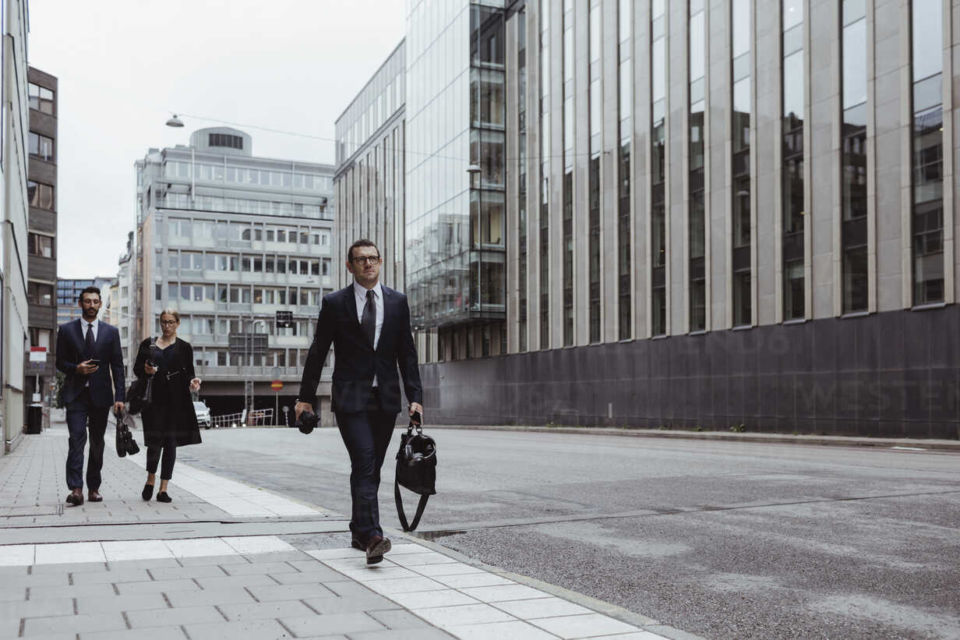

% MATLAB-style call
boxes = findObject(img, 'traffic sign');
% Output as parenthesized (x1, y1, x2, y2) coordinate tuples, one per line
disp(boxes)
(276, 310, 294, 328)
(270, 380, 283, 391)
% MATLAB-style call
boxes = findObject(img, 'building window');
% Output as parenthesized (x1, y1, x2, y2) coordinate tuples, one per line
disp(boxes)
(841, 0, 868, 313)
(782, 0, 805, 320)
(28, 281, 54, 306)
(540, 0, 551, 349)
(27, 180, 55, 210)
(688, 0, 707, 332)
(911, 1, 944, 305)
(28, 83, 55, 115)
(618, 0, 632, 341)
(28, 233, 54, 258)
(208, 133, 243, 150)
(588, 0, 601, 344)
(29, 132, 55, 161)
(732, 0, 751, 327)
(651, 0, 667, 336)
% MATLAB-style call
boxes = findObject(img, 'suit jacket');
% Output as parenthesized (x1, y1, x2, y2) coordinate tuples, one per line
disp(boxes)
(55, 319, 125, 408)
(298, 284, 423, 414)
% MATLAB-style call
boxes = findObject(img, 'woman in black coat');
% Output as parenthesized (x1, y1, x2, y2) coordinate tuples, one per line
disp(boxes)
(133, 308, 202, 503)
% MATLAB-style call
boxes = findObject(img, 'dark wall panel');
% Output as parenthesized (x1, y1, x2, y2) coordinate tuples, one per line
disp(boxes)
(420, 307, 960, 439)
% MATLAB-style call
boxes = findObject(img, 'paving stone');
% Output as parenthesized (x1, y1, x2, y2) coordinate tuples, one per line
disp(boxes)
(221, 561, 296, 576)
(447, 620, 559, 640)
(347, 629, 457, 640)
(29, 583, 116, 600)
(0, 573, 68, 588)
(0, 566, 30, 576)
(79, 627, 187, 640)
(183, 618, 290, 640)
(71, 568, 151, 585)
(75, 592, 167, 615)
(303, 594, 400, 615)
(126, 604, 225, 628)
(194, 574, 278, 590)
(242, 551, 309, 563)
(367, 609, 435, 630)
(165, 586, 255, 608)
(147, 564, 227, 581)
(280, 612, 385, 636)
(5, 633, 76, 640)
(177, 554, 250, 567)
(116, 578, 200, 595)
(0, 587, 27, 602)
(247, 582, 337, 602)
(269, 568, 345, 584)
(23, 612, 127, 635)
(0, 597, 73, 619)
(323, 580, 383, 599)
(216, 599, 315, 622)
(31, 563, 108, 575)
(0, 615, 20, 638)
(106, 558, 181, 571)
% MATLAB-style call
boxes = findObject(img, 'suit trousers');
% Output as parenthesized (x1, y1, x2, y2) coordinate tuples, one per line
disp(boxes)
(65, 389, 109, 491)
(335, 389, 397, 543)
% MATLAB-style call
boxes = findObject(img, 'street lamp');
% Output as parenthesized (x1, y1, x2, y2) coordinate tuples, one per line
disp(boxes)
(165, 114, 185, 128)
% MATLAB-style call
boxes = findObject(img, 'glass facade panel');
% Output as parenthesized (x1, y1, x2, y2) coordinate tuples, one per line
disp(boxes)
(688, 0, 706, 332)
(782, 0, 805, 319)
(732, 0, 751, 327)
(618, 0, 632, 340)
(540, 0, 551, 349)
(651, 0, 667, 336)
(841, 0, 868, 313)
(911, 1, 944, 305)
(518, 9, 528, 351)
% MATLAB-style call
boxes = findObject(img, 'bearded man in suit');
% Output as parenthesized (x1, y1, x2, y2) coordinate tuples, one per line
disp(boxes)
(296, 239, 423, 564)
(55, 286, 125, 505)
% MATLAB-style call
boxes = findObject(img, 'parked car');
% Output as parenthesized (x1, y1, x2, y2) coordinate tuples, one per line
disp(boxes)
(193, 401, 212, 429)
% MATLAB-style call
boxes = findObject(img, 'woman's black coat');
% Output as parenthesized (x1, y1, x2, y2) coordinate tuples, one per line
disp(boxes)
(133, 337, 202, 448)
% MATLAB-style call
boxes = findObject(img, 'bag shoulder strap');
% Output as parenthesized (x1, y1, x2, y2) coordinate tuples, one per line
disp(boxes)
(394, 479, 430, 532)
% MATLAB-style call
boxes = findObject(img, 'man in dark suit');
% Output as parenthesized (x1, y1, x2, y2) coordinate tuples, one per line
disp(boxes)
(296, 239, 423, 564)
(55, 286, 125, 506)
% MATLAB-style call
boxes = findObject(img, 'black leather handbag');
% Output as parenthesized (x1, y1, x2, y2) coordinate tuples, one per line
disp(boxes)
(394, 422, 437, 532)
(114, 408, 141, 457)
(126, 376, 148, 415)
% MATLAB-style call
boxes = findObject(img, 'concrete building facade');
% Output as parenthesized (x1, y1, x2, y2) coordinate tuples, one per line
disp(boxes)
(2, 0, 32, 453)
(24, 67, 57, 411)
(338, 0, 960, 438)
(132, 127, 336, 417)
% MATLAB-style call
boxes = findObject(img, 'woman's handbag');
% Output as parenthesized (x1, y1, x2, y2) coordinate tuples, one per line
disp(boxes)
(126, 377, 148, 415)
(394, 421, 437, 532)
(114, 408, 141, 457)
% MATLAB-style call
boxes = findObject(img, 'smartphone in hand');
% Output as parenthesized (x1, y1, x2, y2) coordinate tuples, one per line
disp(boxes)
(87, 359, 101, 368)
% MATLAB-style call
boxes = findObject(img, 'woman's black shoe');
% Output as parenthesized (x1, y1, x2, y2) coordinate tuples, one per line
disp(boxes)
(156, 492, 172, 503)
(141, 483, 154, 501)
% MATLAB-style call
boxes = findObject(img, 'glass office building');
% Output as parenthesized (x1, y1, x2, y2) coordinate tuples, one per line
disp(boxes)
(339, 1, 960, 437)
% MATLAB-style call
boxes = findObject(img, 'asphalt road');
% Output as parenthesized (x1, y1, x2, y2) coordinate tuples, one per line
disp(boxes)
(178, 426, 960, 640)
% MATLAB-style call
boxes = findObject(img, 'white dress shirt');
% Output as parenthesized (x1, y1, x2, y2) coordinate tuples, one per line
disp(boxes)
(82, 318, 100, 387)
(83, 318, 100, 343)
(353, 281, 384, 387)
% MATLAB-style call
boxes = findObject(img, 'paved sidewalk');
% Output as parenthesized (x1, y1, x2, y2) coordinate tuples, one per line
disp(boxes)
(0, 417, 685, 640)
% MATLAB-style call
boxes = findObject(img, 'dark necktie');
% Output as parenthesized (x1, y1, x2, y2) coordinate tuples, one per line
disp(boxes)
(84, 323, 95, 359)
(361, 290, 376, 348)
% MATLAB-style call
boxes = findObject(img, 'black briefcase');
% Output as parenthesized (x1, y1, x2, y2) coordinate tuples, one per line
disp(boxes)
(394, 422, 436, 532)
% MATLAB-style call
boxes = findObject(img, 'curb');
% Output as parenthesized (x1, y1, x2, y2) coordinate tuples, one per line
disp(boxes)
(418, 424, 960, 451)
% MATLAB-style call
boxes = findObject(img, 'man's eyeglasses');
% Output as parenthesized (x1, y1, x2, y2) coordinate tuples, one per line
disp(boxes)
(351, 256, 381, 265)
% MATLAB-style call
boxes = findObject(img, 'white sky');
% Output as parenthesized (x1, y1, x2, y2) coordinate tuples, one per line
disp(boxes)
(27, 0, 406, 278)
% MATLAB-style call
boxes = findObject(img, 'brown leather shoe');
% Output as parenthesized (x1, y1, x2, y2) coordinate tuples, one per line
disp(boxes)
(88, 491, 103, 503)
(365, 536, 391, 565)
(65, 490, 83, 506)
